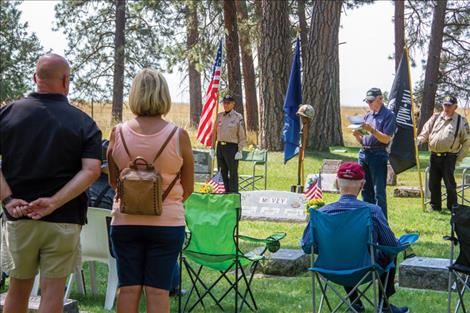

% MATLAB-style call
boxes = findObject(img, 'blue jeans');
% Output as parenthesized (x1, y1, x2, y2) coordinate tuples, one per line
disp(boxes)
(359, 149, 388, 218)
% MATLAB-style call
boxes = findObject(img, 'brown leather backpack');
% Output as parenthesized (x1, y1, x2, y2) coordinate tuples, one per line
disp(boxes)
(117, 125, 180, 216)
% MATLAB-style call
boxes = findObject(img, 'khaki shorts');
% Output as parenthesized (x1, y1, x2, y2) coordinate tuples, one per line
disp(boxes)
(1, 219, 81, 279)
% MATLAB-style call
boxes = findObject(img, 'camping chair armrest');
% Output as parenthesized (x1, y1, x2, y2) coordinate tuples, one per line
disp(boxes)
(239, 232, 286, 253)
(239, 232, 286, 243)
(369, 233, 419, 256)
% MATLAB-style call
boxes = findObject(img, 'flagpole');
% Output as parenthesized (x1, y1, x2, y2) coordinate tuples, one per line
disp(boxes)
(405, 46, 425, 212)
(211, 91, 219, 174)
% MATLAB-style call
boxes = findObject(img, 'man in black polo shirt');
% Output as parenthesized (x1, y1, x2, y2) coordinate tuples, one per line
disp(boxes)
(0, 53, 102, 313)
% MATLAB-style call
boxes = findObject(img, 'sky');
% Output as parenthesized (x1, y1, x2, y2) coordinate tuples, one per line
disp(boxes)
(18, 0, 425, 106)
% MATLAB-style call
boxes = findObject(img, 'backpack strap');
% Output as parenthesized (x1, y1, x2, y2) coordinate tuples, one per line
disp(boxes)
(152, 126, 178, 163)
(118, 124, 132, 161)
(162, 172, 181, 201)
(451, 114, 462, 150)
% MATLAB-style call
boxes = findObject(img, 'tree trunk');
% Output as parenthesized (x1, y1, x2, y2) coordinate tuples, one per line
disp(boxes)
(394, 0, 405, 70)
(304, 0, 343, 151)
(417, 0, 447, 133)
(254, 0, 263, 126)
(259, 0, 291, 151)
(111, 0, 125, 123)
(235, 0, 258, 131)
(223, 0, 244, 115)
(297, 0, 309, 76)
(187, 1, 202, 128)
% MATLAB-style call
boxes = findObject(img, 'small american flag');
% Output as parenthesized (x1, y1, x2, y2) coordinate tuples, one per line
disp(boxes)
(196, 40, 223, 146)
(207, 171, 225, 194)
(304, 175, 323, 200)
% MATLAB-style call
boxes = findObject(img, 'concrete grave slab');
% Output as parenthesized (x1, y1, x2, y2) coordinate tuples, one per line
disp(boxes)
(248, 248, 310, 277)
(399, 257, 451, 291)
(240, 191, 307, 222)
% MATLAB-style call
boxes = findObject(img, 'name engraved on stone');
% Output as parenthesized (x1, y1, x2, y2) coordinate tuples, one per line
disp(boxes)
(258, 197, 288, 205)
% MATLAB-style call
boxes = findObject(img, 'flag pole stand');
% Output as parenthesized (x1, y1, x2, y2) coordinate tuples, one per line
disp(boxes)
(211, 92, 220, 174)
(405, 46, 425, 212)
(295, 117, 310, 194)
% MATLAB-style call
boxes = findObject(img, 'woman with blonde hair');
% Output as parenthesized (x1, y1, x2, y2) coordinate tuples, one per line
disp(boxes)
(107, 68, 194, 313)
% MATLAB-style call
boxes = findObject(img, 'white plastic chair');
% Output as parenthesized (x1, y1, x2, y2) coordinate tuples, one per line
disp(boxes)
(77, 207, 118, 310)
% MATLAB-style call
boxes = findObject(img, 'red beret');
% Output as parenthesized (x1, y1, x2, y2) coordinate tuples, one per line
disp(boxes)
(337, 162, 365, 180)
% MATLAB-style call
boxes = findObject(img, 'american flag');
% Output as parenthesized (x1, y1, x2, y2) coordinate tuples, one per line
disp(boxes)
(196, 41, 223, 146)
(304, 175, 323, 200)
(207, 171, 225, 194)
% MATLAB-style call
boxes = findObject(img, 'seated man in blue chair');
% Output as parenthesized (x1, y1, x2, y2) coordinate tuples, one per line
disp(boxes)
(318, 162, 408, 313)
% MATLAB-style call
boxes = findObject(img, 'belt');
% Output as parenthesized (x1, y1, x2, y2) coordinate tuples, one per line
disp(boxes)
(362, 145, 386, 151)
(218, 141, 237, 146)
(431, 152, 457, 157)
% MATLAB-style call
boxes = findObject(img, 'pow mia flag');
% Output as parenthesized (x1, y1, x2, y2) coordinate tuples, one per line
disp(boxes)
(388, 50, 416, 174)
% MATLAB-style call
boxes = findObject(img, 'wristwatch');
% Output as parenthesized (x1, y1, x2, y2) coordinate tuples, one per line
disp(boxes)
(1, 196, 12, 207)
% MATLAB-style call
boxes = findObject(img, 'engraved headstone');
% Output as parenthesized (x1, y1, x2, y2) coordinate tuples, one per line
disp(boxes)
(240, 191, 307, 222)
(193, 149, 212, 182)
(318, 159, 343, 193)
(247, 248, 310, 276)
(0, 294, 79, 313)
(398, 257, 451, 291)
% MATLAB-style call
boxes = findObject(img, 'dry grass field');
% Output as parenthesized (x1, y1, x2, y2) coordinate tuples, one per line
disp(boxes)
(74, 101, 470, 149)
(74, 102, 371, 148)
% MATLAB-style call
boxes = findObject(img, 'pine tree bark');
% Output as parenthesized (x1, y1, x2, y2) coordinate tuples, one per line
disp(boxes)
(187, 1, 202, 128)
(304, 0, 343, 151)
(259, 0, 291, 151)
(297, 0, 309, 76)
(235, 0, 258, 131)
(111, 0, 125, 123)
(223, 0, 244, 115)
(394, 0, 405, 70)
(417, 0, 447, 133)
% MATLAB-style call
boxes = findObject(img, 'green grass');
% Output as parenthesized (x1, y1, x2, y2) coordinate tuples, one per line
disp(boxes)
(7, 148, 459, 312)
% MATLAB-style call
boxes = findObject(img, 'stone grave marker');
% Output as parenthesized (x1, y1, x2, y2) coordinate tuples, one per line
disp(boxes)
(247, 248, 310, 277)
(193, 149, 212, 182)
(0, 294, 79, 313)
(240, 190, 307, 222)
(318, 159, 342, 193)
(399, 257, 450, 291)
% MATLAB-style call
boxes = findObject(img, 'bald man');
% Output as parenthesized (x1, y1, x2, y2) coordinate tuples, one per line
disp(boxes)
(0, 54, 102, 313)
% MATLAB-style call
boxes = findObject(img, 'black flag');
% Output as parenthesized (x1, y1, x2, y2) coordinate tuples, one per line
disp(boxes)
(388, 49, 416, 174)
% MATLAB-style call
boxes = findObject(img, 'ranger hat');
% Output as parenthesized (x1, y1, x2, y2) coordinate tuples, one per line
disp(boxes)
(222, 95, 235, 102)
(443, 95, 458, 106)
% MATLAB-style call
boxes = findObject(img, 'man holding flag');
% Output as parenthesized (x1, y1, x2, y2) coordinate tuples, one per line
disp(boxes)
(211, 95, 246, 193)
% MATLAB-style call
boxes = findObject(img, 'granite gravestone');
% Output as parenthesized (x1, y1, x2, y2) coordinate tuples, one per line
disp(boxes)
(240, 191, 307, 222)
(193, 149, 212, 182)
(0, 294, 79, 313)
(318, 159, 342, 193)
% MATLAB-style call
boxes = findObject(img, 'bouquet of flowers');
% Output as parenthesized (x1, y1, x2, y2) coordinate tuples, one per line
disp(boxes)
(199, 183, 214, 194)
(306, 198, 325, 213)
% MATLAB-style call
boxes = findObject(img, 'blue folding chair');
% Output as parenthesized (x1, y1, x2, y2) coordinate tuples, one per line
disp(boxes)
(308, 207, 418, 313)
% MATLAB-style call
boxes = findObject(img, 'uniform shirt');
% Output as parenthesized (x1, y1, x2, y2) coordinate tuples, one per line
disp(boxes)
(215, 109, 247, 151)
(0, 92, 102, 225)
(362, 104, 396, 149)
(418, 112, 470, 161)
(319, 195, 398, 248)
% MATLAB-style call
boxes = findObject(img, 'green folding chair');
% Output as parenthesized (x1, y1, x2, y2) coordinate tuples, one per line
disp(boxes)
(180, 192, 285, 312)
(239, 149, 268, 191)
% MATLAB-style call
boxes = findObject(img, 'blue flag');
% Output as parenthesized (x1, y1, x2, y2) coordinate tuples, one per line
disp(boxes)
(282, 38, 302, 164)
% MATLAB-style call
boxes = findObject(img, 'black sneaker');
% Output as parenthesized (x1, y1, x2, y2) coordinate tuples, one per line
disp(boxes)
(381, 304, 410, 313)
(350, 302, 365, 313)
